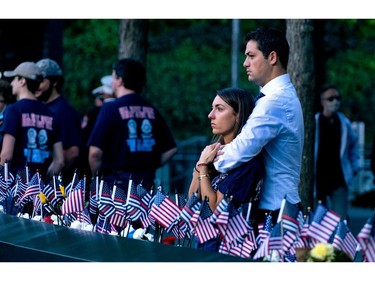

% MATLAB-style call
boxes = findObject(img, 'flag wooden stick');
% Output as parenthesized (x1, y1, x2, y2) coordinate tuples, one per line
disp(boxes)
(277, 197, 286, 223)
(26, 164, 29, 185)
(246, 202, 252, 222)
(4, 161, 8, 214)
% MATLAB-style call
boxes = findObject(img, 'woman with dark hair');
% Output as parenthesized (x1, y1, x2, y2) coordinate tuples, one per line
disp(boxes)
(188, 87, 264, 251)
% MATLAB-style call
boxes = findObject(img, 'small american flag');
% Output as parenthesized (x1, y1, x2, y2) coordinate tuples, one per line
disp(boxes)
(13, 170, 29, 206)
(125, 182, 142, 222)
(137, 183, 154, 228)
(18, 172, 40, 208)
(166, 216, 187, 239)
(109, 186, 127, 228)
(96, 213, 112, 234)
(257, 213, 273, 245)
(210, 196, 229, 225)
(98, 180, 115, 218)
(180, 191, 202, 231)
(281, 199, 303, 233)
(215, 201, 249, 245)
(149, 189, 180, 228)
(332, 220, 358, 260)
(308, 203, 340, 244)
(193, 198, 218, 244)
(61, 180, 85, 215)
(357, 213, 375, 262)
(64, 171, 79, 196)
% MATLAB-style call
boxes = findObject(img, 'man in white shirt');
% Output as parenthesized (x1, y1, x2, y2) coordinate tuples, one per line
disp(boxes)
(213, 27, 304, 225)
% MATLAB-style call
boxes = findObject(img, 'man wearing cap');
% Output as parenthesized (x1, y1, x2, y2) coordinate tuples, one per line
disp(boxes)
(88, 58, 177, 191)
(0, 61, 64, 180)
(35, 58, 82, 186)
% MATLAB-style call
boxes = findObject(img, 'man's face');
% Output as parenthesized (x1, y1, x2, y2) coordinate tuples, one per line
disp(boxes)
(35, 78, 53, 102)
(243, 40, 271, 87)
(321, 88, 341, 114)
(10, 76, 22, 96)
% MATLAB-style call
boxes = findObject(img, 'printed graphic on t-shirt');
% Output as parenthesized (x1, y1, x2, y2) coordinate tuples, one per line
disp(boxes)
(128, 118, 137, 139)
(22, 113, 52, 164)
(120, 105, 156, 153)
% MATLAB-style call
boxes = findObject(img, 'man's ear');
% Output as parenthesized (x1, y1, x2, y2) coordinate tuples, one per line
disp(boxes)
(268, 51, 278, 65)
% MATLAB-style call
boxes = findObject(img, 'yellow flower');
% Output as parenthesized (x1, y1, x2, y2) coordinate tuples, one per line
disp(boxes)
(60, 184, 66, 198)
(38, 192, 48, 204)
(308, 243, 335, 262)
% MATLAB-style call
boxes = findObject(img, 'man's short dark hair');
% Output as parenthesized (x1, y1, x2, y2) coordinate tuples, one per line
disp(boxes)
(245, 27, 289, 70)
(112, 58, 146, 93)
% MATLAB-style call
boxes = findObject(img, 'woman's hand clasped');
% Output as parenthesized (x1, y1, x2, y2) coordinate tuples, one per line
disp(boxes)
(198, 142, 224, 164)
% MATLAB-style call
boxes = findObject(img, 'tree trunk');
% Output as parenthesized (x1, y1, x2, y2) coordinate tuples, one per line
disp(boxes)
(286, 19, 316, 212)
(118, 19, 148, 66)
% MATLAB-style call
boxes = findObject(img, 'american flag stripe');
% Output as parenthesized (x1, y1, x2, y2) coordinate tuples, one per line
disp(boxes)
(361, 238, 375, 262)
(332, 221, 358, 260)
(224, 215, 249, 244)
(333, 234, 358, 260)
(357, 215, 375, 262)
(308, 205, 340, 243)
(211, 197, 229, 224)
(180, 201, 201, 230)
(282, 230, 297, 252)
(253, 235, 270, 259)
(149, 196, 180, 228)
(194, 217, 218, 244)
(282, 217, 300, 233)
(269, 236, 283, 251)
(61, 188, 85, 215)
(109, 209, 127, 228)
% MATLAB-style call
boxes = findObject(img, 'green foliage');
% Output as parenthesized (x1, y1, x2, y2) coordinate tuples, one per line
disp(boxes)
(62, 19, 118, 114)
(146, 37, 231, 139)
(62, 19, 375, 143)
(324, 20, 375, 143)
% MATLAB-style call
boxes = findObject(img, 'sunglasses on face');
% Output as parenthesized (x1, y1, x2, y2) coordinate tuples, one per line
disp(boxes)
(324, 96, 341, 102)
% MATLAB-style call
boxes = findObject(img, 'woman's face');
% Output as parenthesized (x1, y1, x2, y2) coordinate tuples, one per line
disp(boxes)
(208, 95, 237, 143)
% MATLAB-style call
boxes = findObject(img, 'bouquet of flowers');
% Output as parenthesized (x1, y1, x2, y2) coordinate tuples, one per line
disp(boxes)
(307, 243, 335, 262)
(306, 242, 352, 262)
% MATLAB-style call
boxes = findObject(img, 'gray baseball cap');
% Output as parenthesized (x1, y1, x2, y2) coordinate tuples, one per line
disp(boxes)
(36, 58, 63, 78)
(3, 62, 43, 81)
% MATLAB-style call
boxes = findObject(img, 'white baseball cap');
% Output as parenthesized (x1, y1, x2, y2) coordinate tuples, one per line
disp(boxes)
(92, 75, 113, 95)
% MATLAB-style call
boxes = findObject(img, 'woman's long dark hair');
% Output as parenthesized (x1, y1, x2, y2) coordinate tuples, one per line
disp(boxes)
(212, 87, 255, 144)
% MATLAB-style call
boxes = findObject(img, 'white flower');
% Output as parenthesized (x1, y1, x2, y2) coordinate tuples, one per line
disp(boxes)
(133, 228, 146, 240)
(83, 224, 94, 231)
(32, 215, 42, 221)
(20, 213, 30, 219)
(144, 233, 154, 242)
(70, 220, 84, 229)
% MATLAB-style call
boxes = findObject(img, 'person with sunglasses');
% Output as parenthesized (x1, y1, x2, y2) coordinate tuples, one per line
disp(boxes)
(314, 84, 360, 221)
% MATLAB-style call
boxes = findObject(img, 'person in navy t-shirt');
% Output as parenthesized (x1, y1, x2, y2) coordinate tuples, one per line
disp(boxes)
(88, 58, 177, 192)
(1, 61, 64, 179)
(35, 58, 82, 186)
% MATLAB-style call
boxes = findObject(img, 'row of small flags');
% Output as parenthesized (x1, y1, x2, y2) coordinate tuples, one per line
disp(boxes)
(0, 164, 374, 262)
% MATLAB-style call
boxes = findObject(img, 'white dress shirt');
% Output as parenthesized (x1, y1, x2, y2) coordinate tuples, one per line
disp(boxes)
(214, 74, 304, 210)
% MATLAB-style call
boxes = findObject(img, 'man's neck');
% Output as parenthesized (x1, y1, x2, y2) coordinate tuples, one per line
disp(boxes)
(17, 89, 37, 101)
(45, 89, 60, 104)
(116, 88, 136, 98)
